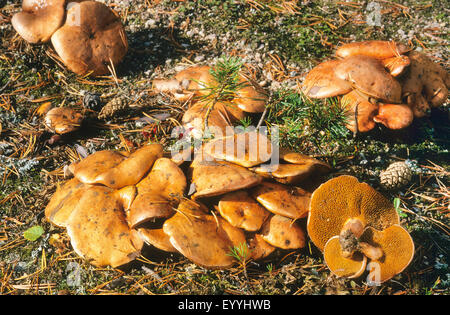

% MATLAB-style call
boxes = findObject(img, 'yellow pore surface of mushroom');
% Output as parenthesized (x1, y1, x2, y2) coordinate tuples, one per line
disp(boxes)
(51, 1, 128, 76)
(12, 0, 66, 44)
(361, 225, 415, 283)
(307, 175, 399, 252)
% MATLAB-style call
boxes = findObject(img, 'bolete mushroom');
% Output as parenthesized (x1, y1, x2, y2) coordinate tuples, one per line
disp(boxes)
(302, 60, 353, 99)
(163, 204, 247, 269)
(360, 225, 415, 284)
(190, 159, 263, 199)
(307, 175, 400, 252)
(259, 214, 306, 250)
(44, 107, 84, 134)
(203, 130, 273, 168)
(340, 90, 379, 133)
(127, 157, 187, 228)
(373, 103, 414, 130)
(12, 0, 66, 44)
(51, 1, 128, 76)
(335, 55, 402, 104)
(335, 40, 411, 60)
(217, 190, 270, 232)
(65, 185, 143, 268)
(251, 181, 311, 219)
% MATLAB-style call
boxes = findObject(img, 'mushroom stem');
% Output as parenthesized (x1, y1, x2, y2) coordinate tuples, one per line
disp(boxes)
(339, 217, 365, 258)
(358, 242, 384, 261)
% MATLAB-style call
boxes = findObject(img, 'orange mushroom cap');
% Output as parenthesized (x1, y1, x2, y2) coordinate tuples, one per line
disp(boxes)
(323, 236, 367, 279)
(44, 107, 84, 134)
(260, 214, 306, 250)
(12, 0, 66, 44)
(302, 60, 353, 99)
(51, 1, 128, 76)
(65, 185, 143, 268)
(335, 55, 402, 104)
(307, 175, 400, 252)
(335, 40, 411, 60)
(233, 75, 268, 113)
(340, 90, 378, 133)
(373, 103, 414, 130)
(361, 225, 415, 284)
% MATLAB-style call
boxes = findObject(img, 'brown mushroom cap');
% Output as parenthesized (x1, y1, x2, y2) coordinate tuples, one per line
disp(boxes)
(44, 107, 84, 134)
(65, 185, 143, 268)
(335, 41, 411, 60)
(247, 233, 276, 261)
(251, 181, 311, 219)
(93, 144, 163, 189)
(44, 178, 86, 227)
(401, 51, 449, 117)
(126, 194, 173, 229)
(323, 236, 367, 279)
(182, 100, 246, 137)
(68, 150, 127, 184)
(190, 160, 263, 199)
(163, 211, 246, 269)
(302, 60, 353, 99)
(252, 163, 316, 185)
(373, 103, 414, 130)
(340, 90, 379, 133)
(12, 0, 66, 44)
(381, 55, 411, 77)
(335, 55, 402, 103)
(307, 175, 400, 252)
(174, 65, 215, 96)
(360, 225, 415, 284)
(51, 1, 128, 76)
(233, 75, 268, 113)
(137, 228, 178, 253)
(218, 190, 270, 232)
(260, 214, 306, 250)
(203, 131, 273, 168)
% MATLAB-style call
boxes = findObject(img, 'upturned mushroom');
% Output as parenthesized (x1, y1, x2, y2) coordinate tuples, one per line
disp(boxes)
(51, 1, 128, 76)
(307, 175, 400, 252)
(12, 0, 66, 44)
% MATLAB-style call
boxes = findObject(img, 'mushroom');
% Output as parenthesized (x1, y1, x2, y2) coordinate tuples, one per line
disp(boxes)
(44, 107, 84, 134)
(335, 40, 411, 60)
(360, 225, 415, 284)
(127, 157, 187, 228)
(233, 75, 268, 113)
(163, 203, 247, 269)
(67, 149, 127, 184)
(307, 175, 400, 252)
(203, 130, 273, 168)
(251, 181, 311, 219)
(51, 1, 128, 76)
(65, 185, 143, 268)
(323, 236, 368, 279)
(340, 90, 379, 133)
(373, 103, 414, 130)
(93, 143, 163, 189)
(401, 51, 449, 118)
(44, 177, 86, 227)
(302, 60, 353, 99)
(12, 0, 66, 44)
(181, 100, 246, 138)
(334, 55, 402, 104)
(217, 190, 270, 232)
(247, 234, 276, 261)
(259, 214, 306, 250)
(190, 159, 263, 199)
(137, 228, 178, 253)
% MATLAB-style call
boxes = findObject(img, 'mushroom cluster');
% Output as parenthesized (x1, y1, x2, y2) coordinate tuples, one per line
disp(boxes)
(44, 131, 333, 269)
(152, 64, 268, 138)
(302, 40, 449, 133)
(12, 0, 128, 76)
(307, 175, 415, 283)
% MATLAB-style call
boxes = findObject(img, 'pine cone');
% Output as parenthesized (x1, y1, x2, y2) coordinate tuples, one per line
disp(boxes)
(98, 97, 128, 120)
(380, 161, 412, 189)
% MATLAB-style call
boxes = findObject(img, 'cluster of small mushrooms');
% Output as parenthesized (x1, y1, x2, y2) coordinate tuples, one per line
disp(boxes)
(45, 131, 333, 269)
(11, 2, 422, 283)
(302, 40, 449, 133)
